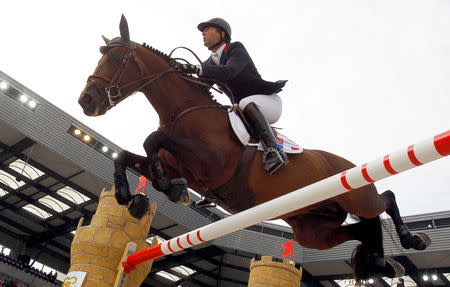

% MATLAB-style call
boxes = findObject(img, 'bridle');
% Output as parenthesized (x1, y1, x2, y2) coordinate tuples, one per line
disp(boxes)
(87, 40, 175, 109)
(87, 40, 236, 113)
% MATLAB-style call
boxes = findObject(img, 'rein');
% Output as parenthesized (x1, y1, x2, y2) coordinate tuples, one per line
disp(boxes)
(158, 105, 228, 132)
(169, 46, 236, 106)
(88, 41, 237, 123)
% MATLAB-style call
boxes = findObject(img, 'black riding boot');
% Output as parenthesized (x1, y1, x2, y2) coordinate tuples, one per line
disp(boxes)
(243, 102, 288, 174)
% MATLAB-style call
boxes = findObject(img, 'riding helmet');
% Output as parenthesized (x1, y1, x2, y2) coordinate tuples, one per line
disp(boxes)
(197, 18, 232, 42)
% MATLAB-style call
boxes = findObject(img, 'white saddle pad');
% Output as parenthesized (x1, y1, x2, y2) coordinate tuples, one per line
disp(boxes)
(228, 110, 303, 154)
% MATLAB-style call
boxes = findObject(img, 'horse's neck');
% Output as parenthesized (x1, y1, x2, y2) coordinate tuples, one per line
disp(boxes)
(138, 45, 216, 125)
(142, 74, 215, 125)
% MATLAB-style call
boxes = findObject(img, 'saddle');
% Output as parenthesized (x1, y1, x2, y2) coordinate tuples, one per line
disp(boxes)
(229, 108, 303, 154)
(198, 108, 302, 212)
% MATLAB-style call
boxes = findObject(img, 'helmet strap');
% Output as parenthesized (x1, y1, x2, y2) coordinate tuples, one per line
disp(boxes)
(207, 30, 226, 51)
(208, 39, 224, 51)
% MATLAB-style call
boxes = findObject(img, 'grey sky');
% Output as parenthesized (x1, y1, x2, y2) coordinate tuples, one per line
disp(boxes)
(1, 0, 449, 216)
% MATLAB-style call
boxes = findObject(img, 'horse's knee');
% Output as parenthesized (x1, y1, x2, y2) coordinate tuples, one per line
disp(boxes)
(114, 150, 129, 167)
(143, 131, 161, 152)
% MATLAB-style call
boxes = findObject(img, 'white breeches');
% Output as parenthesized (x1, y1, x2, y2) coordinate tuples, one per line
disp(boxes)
(238, 94, 282, 124)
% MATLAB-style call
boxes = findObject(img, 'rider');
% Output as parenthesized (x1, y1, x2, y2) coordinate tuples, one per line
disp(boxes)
(175, 18, 289, 175)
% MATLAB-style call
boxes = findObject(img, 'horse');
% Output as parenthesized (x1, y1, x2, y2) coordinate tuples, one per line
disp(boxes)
(78, 15, 430, 282)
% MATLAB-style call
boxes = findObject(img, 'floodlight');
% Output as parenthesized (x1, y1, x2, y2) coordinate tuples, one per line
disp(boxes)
(0, 82, 7, 90)
(28, 100, 37, 108)
(19, 95, 28, 103)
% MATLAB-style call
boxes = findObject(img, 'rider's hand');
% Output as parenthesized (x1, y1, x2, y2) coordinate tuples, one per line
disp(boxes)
(174, 63, 199, 74)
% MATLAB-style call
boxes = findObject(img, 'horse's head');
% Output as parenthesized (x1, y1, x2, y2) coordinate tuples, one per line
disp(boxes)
(79, 15, 148, 116)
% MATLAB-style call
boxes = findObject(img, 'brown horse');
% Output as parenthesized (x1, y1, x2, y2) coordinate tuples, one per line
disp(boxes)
(78, 16, 430, 281)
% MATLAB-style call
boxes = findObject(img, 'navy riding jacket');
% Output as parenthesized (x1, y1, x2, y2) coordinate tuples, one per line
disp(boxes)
(200, 42, 286, 103)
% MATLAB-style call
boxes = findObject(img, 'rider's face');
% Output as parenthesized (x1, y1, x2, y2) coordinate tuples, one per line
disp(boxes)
(202, 26, 222, 49)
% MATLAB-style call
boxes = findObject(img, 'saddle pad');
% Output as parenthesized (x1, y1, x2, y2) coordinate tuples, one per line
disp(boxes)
(228, 110, 303, 154)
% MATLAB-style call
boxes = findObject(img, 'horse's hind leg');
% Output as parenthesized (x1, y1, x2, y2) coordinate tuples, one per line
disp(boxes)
(285, 213, 354, 250)
(287, 214, 404, 281)
(350, 216, 405, 281)
(382, 190, 431, 250)
(286, 213, 382, 253)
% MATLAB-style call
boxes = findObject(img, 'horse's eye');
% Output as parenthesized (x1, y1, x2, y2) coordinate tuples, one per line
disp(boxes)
(100, 46, 107, 54)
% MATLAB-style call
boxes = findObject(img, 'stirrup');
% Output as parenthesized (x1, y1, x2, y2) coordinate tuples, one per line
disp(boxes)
(263, 148, 287, 174)
(263, 147, 283, 162)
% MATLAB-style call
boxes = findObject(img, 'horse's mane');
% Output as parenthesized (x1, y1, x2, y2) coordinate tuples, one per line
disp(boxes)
(141, 43, 221, 105)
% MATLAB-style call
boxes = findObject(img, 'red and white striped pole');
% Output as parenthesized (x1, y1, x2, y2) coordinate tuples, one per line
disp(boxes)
(122, 130, 450, 273)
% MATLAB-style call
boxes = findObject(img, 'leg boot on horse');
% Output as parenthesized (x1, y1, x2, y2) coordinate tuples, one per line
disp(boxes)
(243, 102, 288, 174)
(114, 150, 145, 205)
(113, 150, 150, 219)
(382, 190, 431, 250)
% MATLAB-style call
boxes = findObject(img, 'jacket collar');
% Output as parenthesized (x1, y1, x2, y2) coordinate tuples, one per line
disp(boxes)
(210, 43, 227, 64)
(219, 43, 230, 65)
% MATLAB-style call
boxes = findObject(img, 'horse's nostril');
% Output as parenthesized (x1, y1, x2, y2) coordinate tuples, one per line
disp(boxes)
(80, 93, 92, 105)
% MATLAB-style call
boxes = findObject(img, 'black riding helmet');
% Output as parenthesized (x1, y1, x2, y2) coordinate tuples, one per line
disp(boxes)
(198, 18, 231, 50)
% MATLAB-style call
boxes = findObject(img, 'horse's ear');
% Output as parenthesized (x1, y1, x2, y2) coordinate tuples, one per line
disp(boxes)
(119, 14, 130, 42)
(102, 35, 110, 45)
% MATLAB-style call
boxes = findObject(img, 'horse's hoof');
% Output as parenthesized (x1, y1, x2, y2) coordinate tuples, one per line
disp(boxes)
(114, 172, 132, 205)
(195, 198, 216, 208)
(150, 176, 170, 192)
(412, 232, 431, 250)
(156, 176, 170, 191)
(127, 194, 149, 219)
(166, 178, 190, 206)
(384, 258, 405, 278)
(399, 226, 432, 250)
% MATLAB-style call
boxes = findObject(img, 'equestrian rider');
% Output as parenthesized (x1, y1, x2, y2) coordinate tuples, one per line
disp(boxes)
(175, 18, 289, 175)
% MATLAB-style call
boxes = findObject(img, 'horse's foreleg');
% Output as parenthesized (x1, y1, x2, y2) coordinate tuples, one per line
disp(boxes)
(143, 131, 190, 205)
(113, 150, 149, 205)
(112, 150, 152, 219)
(382, 190, 431, 250)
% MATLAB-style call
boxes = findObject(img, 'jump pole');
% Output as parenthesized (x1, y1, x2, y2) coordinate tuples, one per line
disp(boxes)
(121, 130, 450, 273)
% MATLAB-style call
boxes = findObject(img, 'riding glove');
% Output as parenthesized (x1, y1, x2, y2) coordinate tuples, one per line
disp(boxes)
(174, 63, 199, 74)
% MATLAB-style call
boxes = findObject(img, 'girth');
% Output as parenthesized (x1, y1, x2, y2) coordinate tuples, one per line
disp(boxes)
(205, 143, 257, 214)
